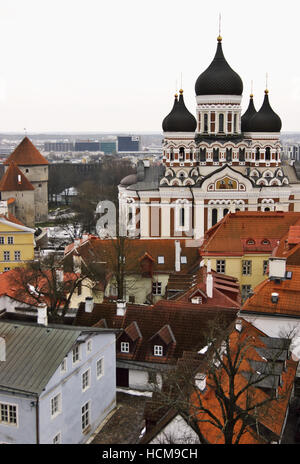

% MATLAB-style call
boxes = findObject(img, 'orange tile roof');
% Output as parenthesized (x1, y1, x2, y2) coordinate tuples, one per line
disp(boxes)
(190, 320, 296, 443)
(242, 265, 300, 317)
(0, 162, 34, 192)
(200, 211, 300, 256)
(4, 137, 49, 166)
(0, 213, 25, 227)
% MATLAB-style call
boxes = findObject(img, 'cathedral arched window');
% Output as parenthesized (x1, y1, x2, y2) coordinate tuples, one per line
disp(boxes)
(239, 148, 245, 162)
(226, 148, 232, 162)
(265, 147, 271, 161)
(204, 114, 208, 133)
(200, 148, 206, 162)
(219, 114, 224, 133)
(234, 114, 237, 133)
(255, 147, 260, 161)
(213, 148, 219, 162)
(170, 148, 174, 161)
(179, 147, 185, 161)
(179, 207, 185, 227)
(212, 208, 218, 226)
(223, 208, 229, 217)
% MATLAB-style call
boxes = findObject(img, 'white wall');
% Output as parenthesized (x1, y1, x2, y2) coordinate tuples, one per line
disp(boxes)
(150, 415, 200, 444)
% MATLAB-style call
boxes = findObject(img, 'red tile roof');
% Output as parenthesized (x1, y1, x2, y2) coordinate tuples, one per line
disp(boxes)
(142, 319, 296, 444)
(75, 301, 238, 365)
(0, 162, 34, 192)
(200, 211, 300, 256)
(65, 237, 201, 275)
(0, 213, 25, 227)
(242, 265, 300, 317)
(4, 137, 49, 166)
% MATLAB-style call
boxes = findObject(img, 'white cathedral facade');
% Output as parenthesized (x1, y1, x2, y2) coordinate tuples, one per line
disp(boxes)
(118, 35, 300, 240)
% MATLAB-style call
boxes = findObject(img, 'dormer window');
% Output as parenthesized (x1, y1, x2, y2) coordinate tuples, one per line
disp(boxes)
(191, 296, 202, 304)
(154, 345, 163, 356)
(158, 256, 164, 264)
(180, 256, 187, 264)
(247, 239, 255, 245)
(121, 342, 130, 353)
(261, 239, 270, 245)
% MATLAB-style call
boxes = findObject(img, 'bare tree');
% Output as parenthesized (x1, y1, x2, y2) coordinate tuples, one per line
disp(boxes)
(147, 316, 295, 444)
(9, 253, 103, 322)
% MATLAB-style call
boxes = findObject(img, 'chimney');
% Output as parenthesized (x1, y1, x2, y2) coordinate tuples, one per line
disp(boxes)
(206, 272, 213, 299)
(116, 300, 126, 316)
(268, 257, 286, 280)
(17, 174, 21, 184)
(37, 304, 48, 326)
(0, 337, 6, 362)
(195, 373, 206, 391)
(85, 297, 94, 313)
(175, 240, 181, 272)
(206, 259, 211, 273)
(56, 269, 64, 283)
(235, 318, 243, 332)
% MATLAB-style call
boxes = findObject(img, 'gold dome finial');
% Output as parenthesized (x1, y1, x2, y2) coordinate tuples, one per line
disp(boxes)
(179, 88, 183, 94)
(217, 35, 222, 42)
(250, 93, 253, 98)
(265, 89, 269, 94)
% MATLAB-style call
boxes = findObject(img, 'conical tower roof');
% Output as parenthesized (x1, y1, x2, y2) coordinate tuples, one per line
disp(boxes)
(0, 162, 34, 192)
(162, 90, 197, 132)
(248, 90, 282, 132)
(195, 36, 243, 96)
(4, 137, 49, 166)
(241, 94, 257, 132)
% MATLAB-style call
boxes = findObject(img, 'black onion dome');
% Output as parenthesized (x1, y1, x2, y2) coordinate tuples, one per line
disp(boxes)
(195, 37, 243, 96)
(241, 94, 257, 132)
(162, 90, 197, 132)
(248, 90, 282, 132)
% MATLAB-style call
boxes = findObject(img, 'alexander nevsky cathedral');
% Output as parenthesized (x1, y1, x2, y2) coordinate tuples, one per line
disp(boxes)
(118, 35, 300, 240)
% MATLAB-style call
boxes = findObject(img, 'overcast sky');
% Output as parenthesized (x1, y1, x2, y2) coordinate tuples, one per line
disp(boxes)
(0, 0, 299, 133)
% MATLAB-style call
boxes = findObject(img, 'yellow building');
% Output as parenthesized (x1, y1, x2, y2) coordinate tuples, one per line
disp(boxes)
(0, 211, 35, 273)
(199, 211, 300, 301)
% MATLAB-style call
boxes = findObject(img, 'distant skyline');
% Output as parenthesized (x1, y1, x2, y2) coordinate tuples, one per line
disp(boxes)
(0, 0, 299, 132)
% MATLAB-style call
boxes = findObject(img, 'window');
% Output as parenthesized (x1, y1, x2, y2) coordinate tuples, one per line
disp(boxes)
(81, 402, 90, 432)
(179, 207, 185, 227)
(77, 281, 82, 296)
(265, 147, 271, 161)
(170, 148, 174, 161)
(3, 267, 10, 272)
(7, 237, 13, 245)
(241, 285, 252, 302)
(51, 393, 61, 418)
(53, 432, 61, 444)
(216, 260, 226, 274)
(263, 260, 268, 275)
(158, 256, 164, 264)
(121, 342, 130, 353)
(200, 148, 206, 162)
(129, 295, 135, 303)
(204, 113, 208, 132)
(219, 114, 224, 132)
(96, 358, 104, 379)
(247, 239, 255, 245)
(14, 251, 21, 261)
(3, 251, 10, 261)
(152, 282, 162, 295)
(261, 239, 270, 245)
(72, 345, 80, 364)
(180, 256, 187, 264)
(0, 402, 17, 426)
(255, 147, 260, 161)
(242, 260, 252, 275)
(0, 237, 4, 244)
(60, 358, 67, 373)
(213, 148, 219, 162)
(212, 208, 218, 226)
(87, 340, 92, 353)
(82, 369, 91, 391)
(154, 345, 163, 356)
(179, 147, 185, 161)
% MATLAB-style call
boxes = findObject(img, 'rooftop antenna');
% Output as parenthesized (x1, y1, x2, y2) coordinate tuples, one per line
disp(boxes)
(251, 80, 253, 96)
(180, 72, 183, 91)
(265, 72, 269, 94)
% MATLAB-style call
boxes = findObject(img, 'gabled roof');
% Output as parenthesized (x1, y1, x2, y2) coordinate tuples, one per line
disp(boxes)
(141, 319, 296, 444)
(242, 265, 300, 317)
(0, 162, 34, 192)
(0, 320, 114, 395)
(200, 211, 300, 256)
(74, 301, 238, 365)
(4, 137, 49, 166)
